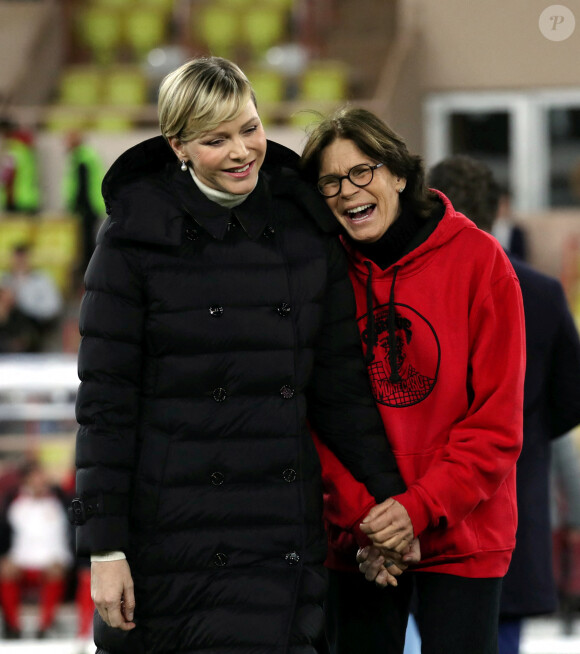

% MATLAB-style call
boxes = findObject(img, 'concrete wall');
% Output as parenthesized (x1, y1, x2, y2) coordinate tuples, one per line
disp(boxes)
(418, 0, 580, 92)
(386, 0, 580, 154)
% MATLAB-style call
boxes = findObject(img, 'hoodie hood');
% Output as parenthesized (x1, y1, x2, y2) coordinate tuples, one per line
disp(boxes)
(342, 190, 477, 279)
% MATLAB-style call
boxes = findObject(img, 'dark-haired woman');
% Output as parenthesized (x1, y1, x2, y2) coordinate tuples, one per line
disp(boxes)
(301, 107, 525, 654)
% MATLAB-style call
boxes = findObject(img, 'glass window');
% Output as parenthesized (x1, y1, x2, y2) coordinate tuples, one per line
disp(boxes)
(548, 107, 580, 207)
(449, 111, 511, 191)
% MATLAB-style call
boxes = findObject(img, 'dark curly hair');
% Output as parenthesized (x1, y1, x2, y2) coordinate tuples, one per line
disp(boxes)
(300, 106, 437, 219)
(427, 155, 501, 232)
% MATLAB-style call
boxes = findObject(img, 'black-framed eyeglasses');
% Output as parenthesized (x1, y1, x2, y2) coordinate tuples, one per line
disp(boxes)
(317, 163, 384, 197)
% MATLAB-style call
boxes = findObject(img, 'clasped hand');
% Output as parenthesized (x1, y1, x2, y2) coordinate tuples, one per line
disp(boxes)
(357, 498, 420, 587)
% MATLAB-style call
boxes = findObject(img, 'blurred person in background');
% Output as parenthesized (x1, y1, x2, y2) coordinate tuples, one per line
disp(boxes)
(491, 185, 528, 262)
(427, 154, 580, 654)
(62, 131, 106, 278)
(0, 243, 63, 352)
(0, 120, 41, 214)
(70, 56, 405, 654)
(300, 108, 525, 654)
(0, 285, 37, 353)
(0, 459, 72, 639)
(551, 431, 580, 623)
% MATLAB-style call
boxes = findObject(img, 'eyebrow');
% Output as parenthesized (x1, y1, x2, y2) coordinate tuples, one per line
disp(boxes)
(320, 162, 372, 177)
(201, 115, 260, 139)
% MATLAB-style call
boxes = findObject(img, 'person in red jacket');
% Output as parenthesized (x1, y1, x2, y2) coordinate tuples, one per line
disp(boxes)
(300, 107, 525, 654)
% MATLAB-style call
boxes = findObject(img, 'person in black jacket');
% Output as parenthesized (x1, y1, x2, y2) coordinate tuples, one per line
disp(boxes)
(427, 154, 580, 654)
(68, 56, 407, 654)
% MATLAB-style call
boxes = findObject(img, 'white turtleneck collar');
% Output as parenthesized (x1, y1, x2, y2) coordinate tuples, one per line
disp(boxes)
(189, 168, 254, 208)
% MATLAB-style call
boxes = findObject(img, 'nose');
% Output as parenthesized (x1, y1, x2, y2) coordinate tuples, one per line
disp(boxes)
(339, 176, 359, 197)
(230, 137, 248, 160)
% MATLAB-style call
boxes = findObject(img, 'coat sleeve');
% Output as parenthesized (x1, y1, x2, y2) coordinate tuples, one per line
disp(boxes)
(393, 270, 525, 536)
(546, 279, 580, 439)
(311, 429, 375, 546)
(307, 235, 406, 503)
(74, 236, 145, 555)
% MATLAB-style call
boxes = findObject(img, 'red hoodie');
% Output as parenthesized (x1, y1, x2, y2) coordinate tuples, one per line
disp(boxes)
(314, 191, 525, 578)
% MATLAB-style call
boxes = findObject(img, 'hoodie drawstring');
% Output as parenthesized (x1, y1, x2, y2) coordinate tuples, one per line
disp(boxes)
(387, 265, 402, 382)
(364, 261, 375, 366)
(364, 261, 401, 383)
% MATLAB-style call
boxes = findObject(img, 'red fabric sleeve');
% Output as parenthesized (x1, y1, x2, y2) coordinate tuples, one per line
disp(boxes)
(312, 429, 376, 548)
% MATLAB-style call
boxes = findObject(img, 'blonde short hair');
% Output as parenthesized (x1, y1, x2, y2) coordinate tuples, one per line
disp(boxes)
(158, 57, 256, 143)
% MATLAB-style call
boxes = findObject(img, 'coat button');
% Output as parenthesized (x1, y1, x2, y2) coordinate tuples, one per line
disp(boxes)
(212, 552, 228, 567)
(185, 227, 199, 241)
(280, 385, 294, 399)
(209, 305, 224, 317)
(210, 471, 225, 486)
(276, 302, 291, 317)
(263, 226, 275, 239)
(213, 387, 227, 402)
(285, 551, 300, 565)
(283, 468, 296, 483)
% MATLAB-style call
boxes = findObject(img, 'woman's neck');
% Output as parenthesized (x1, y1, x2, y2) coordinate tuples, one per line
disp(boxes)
(354, 200, 422, 269)
(190, 169, 254, 208)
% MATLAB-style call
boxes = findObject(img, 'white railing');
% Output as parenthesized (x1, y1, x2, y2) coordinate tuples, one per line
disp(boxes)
(0, 353, 78, 422)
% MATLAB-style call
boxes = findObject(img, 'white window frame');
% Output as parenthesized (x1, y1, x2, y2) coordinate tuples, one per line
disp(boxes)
(424, 89, 580, 214)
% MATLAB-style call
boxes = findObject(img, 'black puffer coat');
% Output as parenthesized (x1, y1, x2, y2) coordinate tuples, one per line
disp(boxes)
(74, 136, 404, 654)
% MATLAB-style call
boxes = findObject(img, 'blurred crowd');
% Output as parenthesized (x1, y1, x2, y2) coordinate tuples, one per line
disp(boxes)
(0, 120, 106, 355)
(0, 456, 92, 641)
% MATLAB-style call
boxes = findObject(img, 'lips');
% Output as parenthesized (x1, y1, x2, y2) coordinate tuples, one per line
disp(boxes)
(224, 161, 255, 178)
(345, 204, 375, 221)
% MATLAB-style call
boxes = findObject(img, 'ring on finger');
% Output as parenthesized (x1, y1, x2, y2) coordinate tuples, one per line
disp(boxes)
(384, 560, 396, 568)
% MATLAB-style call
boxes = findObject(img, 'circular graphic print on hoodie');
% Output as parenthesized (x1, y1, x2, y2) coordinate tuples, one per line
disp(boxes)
(360, 302, 440, 407)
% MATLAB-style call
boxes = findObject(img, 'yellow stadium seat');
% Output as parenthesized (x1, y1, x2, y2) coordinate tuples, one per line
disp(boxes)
(140, 0, 175, 11)
(288, 109, 323, 130)
(247, 67, 286, 104)
(264, 0, 294, 7)
(246, 67, 286, 125)
(0, 218, 34, 267)
(194, 5, 240, 59)
(33, 218, 80, 267)
(93, 111, 135, 132)
(298, 61, 349, 102)
(74, 6, 124, 65)
(124, 7, 169, 59)
(44, 108, 92, 133)
(92, 0, 134, 8)
(57, 67, 104, 106)
(217, 0, 253, 7)
(103, 67, 148, 106)
(241, 6, 287, 56)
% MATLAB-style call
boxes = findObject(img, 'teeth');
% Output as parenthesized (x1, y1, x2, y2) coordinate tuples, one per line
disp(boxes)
(230, 164, 250, 173)
(347, 204, 373, 215)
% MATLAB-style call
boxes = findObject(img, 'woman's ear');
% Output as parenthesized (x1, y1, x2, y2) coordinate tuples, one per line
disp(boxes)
(168, 137, 184, 161)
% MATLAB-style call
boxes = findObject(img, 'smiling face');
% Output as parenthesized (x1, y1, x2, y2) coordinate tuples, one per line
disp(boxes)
(169, 99, 267, 195)
(318, 138, 405, 243)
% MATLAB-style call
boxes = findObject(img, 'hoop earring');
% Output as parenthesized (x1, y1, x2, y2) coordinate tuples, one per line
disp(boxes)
(180, 160, 188, 172)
